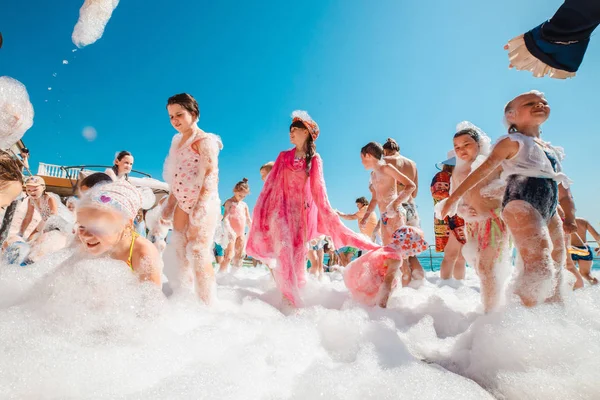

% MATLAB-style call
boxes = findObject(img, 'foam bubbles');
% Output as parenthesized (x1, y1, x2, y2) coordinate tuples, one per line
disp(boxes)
(0, 260, 598, 399)
(62, 60, 69, 65)
(0, 76, 34, 149)
(71, 0, 120, 48)
(82, 126, 97, 141)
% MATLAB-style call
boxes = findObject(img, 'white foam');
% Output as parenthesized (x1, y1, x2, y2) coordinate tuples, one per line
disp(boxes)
(82, 126, 97, 141)
(0, 76, 34, 149)
(71, 0, 120, 48)
(0, 259, 598, 399)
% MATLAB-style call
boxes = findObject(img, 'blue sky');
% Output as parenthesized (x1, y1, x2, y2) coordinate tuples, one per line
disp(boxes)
(1, 0, 599, 243)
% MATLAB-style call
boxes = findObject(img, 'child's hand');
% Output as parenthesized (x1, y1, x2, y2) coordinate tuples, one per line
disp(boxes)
(440, 196, 457, 218)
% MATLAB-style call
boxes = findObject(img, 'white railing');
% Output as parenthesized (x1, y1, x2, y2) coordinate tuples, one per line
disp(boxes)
(37, 163, 73, 179)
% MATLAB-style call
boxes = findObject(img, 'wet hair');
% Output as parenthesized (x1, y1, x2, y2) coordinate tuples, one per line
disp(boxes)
(234, 178, 250, 192)
(0, 150, 24, 189)
(167, 93, 200, 120)
(504, 90, 546, 133)
(112, 150, 132, 178)
(260, 161, 274, 173)
(290, 120, 316, 176)
(360, 142, 384, 160)
(382, 138, 399, 153)
(21, 147, 29, 154)
(355, 197, 369, 206)
(79, 172, 112, 190)
(453, 128, 480, 143)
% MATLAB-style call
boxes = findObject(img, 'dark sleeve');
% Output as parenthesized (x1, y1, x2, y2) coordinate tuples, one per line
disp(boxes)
(524, 0, 600, 72)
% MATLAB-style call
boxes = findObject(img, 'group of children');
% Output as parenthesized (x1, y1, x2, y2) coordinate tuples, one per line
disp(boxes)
(0, 89, 596, 313)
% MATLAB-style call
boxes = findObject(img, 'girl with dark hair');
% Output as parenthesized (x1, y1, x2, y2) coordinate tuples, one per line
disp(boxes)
(442, 92, 576, 307)
(152, 93, 222, 304)
(105, 151, 133, 181)
(247, 110, 379, 308)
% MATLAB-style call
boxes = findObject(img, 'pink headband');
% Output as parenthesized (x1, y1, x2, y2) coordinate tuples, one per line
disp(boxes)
(79, 180, 142, 220)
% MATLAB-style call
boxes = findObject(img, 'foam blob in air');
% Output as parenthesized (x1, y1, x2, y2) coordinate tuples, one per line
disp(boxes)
(0, 76, 34, 149)
(71, 0, 120, 48)
(82, 126, 97, 141)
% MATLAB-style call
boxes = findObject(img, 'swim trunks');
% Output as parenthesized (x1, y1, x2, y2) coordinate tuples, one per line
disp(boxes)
(571, 245, 594, 261)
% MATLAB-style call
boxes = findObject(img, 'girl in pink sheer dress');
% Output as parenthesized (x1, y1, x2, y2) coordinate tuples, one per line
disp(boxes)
(345, 226, 428, 307)
(219, 178, 252, 272)
(153, 93, 222, 304)
(246, 110, 380, 308)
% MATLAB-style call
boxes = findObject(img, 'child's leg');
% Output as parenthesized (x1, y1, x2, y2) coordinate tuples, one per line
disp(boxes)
(408, 256, 425, 280)
(377, 259, 401, 308)
(578, 260, 597, 284)
(307, 249, 318, 275)
(563, 233, 585, 289)
(400, 258, 411, 287)
(453, 251, 466, 280)
(232, 236, 245, 268)
(220, 240, 235, 272)
(475, 229, 510, 313)
(317, 248, 325, 276)
(187, 203, 218, 304)
(502, 200, 553, 307)
(547, 213, 566, 302)
(172, 207, 193, 289)
(440, 234, 462, 279)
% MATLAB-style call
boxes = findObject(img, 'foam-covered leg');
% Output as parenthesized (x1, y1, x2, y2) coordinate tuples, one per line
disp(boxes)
(503, 200, 553, 307)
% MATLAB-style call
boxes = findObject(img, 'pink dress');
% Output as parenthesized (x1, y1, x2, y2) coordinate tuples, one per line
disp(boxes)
(344, 226, 428, 306)
(247, 149, 379, 306)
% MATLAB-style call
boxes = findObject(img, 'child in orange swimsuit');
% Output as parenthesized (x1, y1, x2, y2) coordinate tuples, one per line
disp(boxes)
(220, 178, 252, 272)
(77, 180, 161, 286)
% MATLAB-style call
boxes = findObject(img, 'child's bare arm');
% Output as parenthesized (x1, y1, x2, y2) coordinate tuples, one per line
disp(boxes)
(245, 203, 252, 226)
(361, 186, 378, 226)
(412, 168, 419, 199)
(381, 164, 415, 206)
(337, 211, 359, 220)
(48, 196, 58, 215)
(442, 138, 517, 216)
(134, 244, 162, 286)
(160, 194, 177, 222)
(558, 184, 577, 233)
(581, 219, 600, 244)
(19, 201, 34, 237)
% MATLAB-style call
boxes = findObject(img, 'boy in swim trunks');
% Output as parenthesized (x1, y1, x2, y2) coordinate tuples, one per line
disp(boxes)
(566, 217, 600, 286)
(382, 138, 425, 280)
(359, 142, 417, 286)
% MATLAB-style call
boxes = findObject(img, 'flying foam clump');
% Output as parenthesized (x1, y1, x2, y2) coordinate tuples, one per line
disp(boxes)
(71, 0, 120, 48)
(0, 76, 34, 150)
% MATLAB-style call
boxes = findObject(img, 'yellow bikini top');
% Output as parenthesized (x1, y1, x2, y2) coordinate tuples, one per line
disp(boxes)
(126, 231, 140, 271)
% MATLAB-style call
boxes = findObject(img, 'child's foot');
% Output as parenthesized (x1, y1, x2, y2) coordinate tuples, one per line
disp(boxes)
(573, 279, 585, 290)
(590, 277, 599, 285)
(411, 266, 425, 281)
